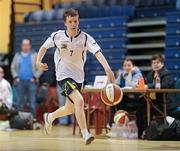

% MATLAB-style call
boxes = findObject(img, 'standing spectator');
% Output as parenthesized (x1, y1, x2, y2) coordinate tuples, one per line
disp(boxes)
(11, 39, 42, 116)
(146, 54, 179, 116)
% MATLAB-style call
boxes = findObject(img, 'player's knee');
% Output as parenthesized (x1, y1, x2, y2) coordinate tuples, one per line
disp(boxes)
(75, 99, 84, 108)
(69, 107, 75, 113)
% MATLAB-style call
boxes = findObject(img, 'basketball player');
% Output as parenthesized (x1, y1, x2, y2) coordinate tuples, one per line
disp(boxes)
(36, 8, 115, 145)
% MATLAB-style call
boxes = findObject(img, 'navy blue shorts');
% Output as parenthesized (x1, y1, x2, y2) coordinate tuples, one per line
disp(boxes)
(57, 78, 82, 99)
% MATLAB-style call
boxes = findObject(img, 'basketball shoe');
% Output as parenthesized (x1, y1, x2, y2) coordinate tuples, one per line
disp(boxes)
(43, 113, 52, 135)
(84, 133, 95, 145)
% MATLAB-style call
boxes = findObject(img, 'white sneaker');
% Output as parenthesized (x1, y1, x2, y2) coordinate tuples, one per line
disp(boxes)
(84, 133, 95, 145)
(43, 113, 52, 135)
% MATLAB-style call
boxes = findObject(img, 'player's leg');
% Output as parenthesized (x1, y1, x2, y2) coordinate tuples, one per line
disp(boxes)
(57, 85, 69, 125)
(44, 98, 74, 134)
(68, 89, 94, 145)
(50, 98, 74, 122)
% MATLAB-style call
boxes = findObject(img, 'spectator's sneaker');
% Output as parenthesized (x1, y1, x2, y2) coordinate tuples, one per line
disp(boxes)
(43, 113, 52, 135)
(84, 133, 95, 145)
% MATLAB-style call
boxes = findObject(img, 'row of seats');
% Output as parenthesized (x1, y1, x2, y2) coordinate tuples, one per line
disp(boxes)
(13, 38, 127, 54)
(18, 16, 127, 32)
(14, 28, 127, 44)
(136, 6, 176, 18)
(24, 5, 134, 22)
(24, 0, 177, 23)
(53, 0, 175, 9)
(165, 12, 180, 80)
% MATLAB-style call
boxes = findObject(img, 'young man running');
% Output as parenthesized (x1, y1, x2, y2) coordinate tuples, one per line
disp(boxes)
(36, 8, 115, 145)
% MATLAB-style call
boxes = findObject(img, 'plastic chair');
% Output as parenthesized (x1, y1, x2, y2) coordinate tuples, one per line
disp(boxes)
(53, 3, 62, 9)
(31, 10, 45, 22)
(61, 2, 73, 9)
(122, 5, 135, 17)
(54, 8, 65, 20)
(24, 12, 32, 22)
(109, 5, 122, 16)
(97, 5, 110, 17)
(86, 5, 97, 18)
(43, 10, 56, 21)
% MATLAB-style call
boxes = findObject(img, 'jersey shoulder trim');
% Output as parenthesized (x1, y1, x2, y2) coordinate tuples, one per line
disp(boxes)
(81, 32, 88, 47)
(81, 32, 92, 38)
(50, 30, 64, 47)
(50, 30, 64, 38)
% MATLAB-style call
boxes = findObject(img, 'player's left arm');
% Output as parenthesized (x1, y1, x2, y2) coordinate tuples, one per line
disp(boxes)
(95, 51, 115, 83)
(36, 35, 56, 71)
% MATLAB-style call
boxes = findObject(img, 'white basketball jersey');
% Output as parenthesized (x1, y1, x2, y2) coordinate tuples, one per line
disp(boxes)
(42, 30, 101, 83)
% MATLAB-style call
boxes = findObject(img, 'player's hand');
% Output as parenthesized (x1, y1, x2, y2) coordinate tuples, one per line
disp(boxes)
(105, 68, 115, 83)
(36, 62, 48, 71)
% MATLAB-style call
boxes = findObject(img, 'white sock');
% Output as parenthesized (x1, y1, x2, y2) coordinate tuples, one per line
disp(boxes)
(81, 128, 89, 138)
(48, 113, 54, 124)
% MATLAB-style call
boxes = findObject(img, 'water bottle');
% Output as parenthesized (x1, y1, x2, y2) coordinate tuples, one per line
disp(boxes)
(155, 75, 161, 89)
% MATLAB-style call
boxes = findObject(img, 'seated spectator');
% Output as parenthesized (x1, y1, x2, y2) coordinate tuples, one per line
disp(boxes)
(0, 66, 13, 109)
(111, 58, 147, 138)
(0, 66, 41, 130)
(116, 58, 143, 88)
(0, 66, 18, 120)
(145, 54, 179, 116)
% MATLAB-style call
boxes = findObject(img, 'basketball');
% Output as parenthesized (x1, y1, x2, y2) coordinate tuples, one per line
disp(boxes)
(100, 83, 123, 106)
(113, 110, 129, 125)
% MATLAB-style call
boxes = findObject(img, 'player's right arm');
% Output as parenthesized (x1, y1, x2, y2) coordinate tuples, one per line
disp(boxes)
(36, 32, 56, 71)
(36, 46, 48, 71)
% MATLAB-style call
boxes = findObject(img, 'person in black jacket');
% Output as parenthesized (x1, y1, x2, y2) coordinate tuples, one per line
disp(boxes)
(146, 54, 179, 116)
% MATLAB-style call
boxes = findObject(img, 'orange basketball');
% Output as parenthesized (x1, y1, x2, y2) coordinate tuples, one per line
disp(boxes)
(114, 110, 129, 125)
(100, 83, 123, 106)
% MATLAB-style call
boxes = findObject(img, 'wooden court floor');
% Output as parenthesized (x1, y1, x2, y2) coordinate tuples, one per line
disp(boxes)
(0, 125, 180, 151)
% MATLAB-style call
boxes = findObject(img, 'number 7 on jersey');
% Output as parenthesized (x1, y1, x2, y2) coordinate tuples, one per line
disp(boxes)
(70, 50, 73, 56)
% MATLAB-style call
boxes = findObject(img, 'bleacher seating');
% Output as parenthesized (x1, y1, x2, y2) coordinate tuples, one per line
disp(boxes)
(136, 6, 175, 18)
(14, 16, 127, 84)
(165, 12, 180, 80)
(164, 48, 180, 58)
(24, 4, 135, 22)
